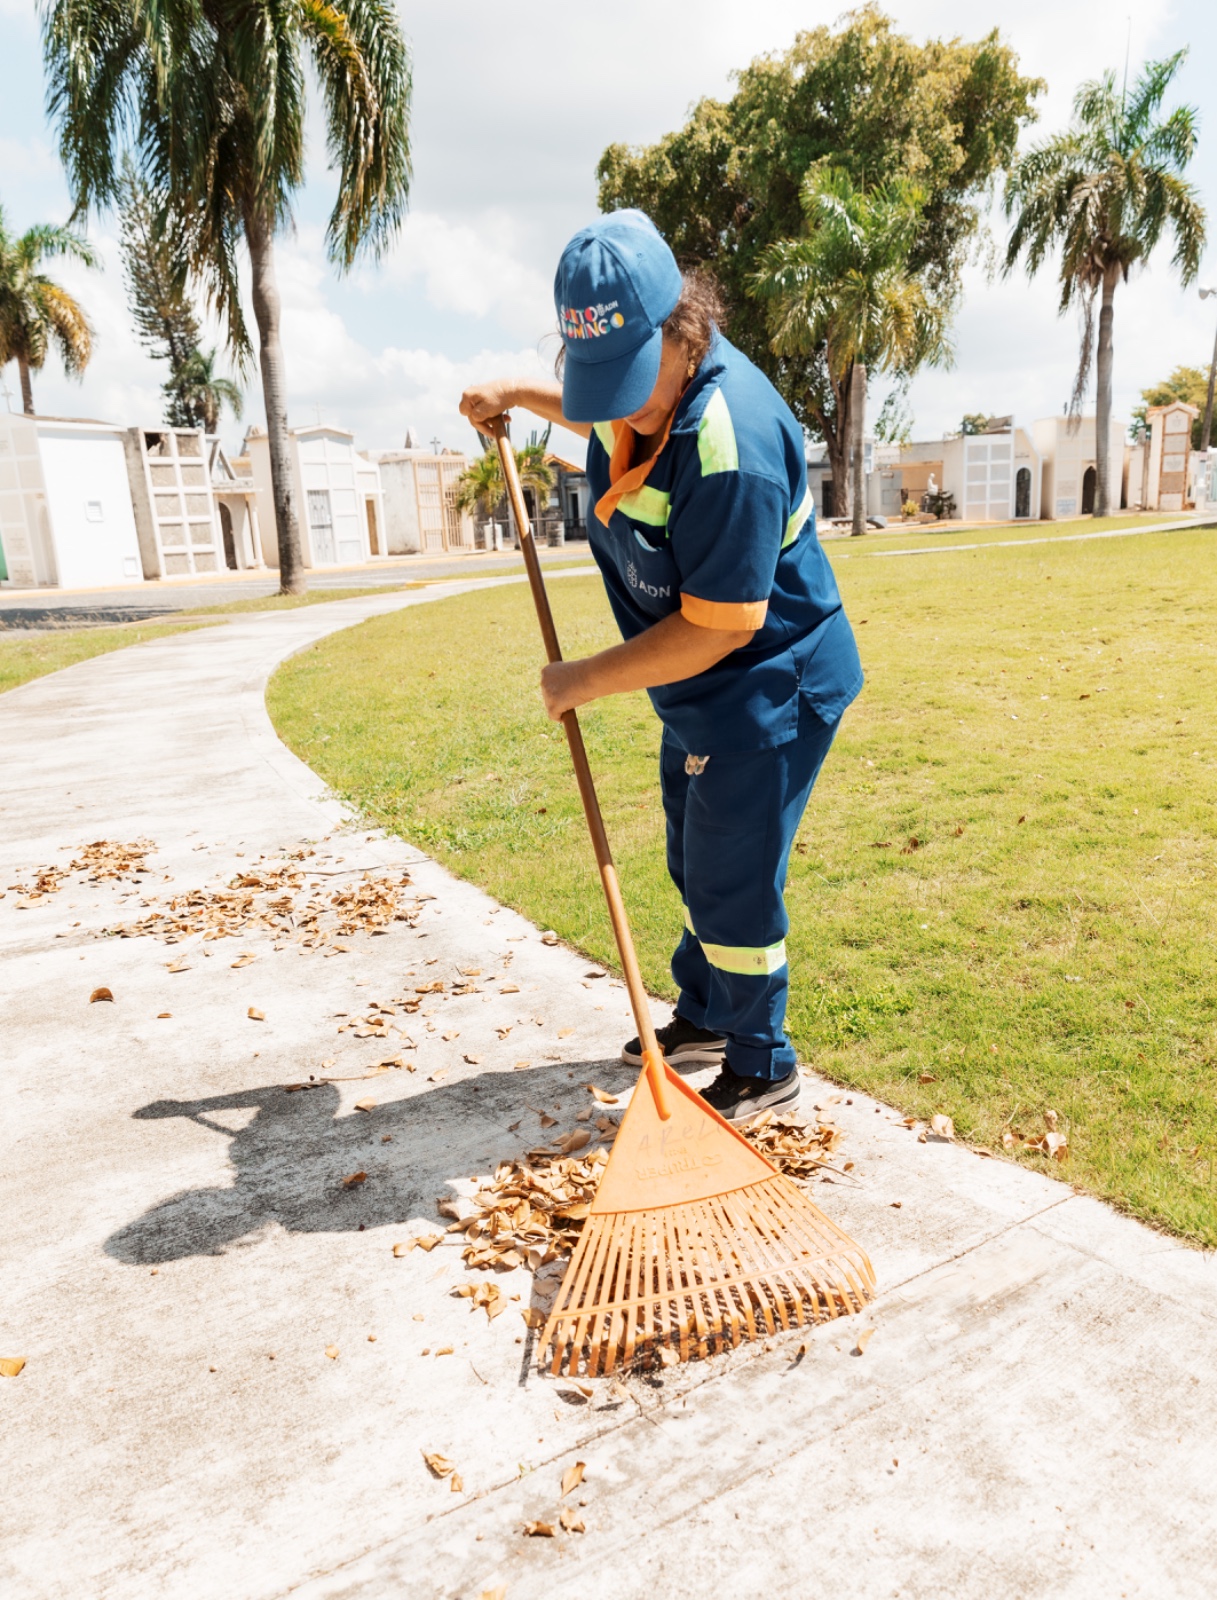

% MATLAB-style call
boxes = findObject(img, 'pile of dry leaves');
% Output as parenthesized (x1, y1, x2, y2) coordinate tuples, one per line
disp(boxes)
(8, 838, 154, 903)
(114, 862, 419, 949)
(439, 1103, 851, 1291)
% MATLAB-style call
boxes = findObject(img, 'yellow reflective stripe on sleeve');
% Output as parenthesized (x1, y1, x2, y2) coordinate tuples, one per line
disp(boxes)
(617, 483, 671, 527)
(696, 389, 739, 476)
(782, 485, 814, 549)
(699, 938, 788, 977)
(683, 904, 696, 934)
(593, 421, 616, 453)
(680, 592, 768, 631)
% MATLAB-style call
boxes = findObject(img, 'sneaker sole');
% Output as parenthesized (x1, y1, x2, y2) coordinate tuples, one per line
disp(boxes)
(619, 1043, 727, 1068)
(713, 1078, 802, 1126)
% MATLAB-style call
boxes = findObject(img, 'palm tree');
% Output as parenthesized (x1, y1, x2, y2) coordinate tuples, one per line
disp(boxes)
(1004, 52, 1206, 518)
(456, 442, 554, 539)
(167, 346, 243, 433)
(0, 205, 97, 415)
(43, 1, 412, 594)
(752, 167, 951, 534)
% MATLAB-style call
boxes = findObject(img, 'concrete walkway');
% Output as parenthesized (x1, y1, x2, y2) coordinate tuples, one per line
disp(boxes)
(2, 584, 1215, 1600)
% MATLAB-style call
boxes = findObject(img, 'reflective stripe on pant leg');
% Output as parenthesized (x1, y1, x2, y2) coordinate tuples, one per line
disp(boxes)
(683, 904, 787, 976)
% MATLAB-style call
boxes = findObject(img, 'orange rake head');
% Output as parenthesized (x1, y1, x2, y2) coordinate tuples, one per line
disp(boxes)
(538, 1052, 875, 1377)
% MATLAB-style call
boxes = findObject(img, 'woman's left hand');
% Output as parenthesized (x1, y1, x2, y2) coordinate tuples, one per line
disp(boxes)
(540, 660, 588, 721)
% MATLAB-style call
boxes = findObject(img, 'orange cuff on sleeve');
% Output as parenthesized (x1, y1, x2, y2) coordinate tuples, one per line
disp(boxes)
(680, 593, 768, 631)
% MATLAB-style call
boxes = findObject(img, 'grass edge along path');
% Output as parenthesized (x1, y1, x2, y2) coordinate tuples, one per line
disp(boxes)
(0, 619, 215, 696)
(268, 530, 1217, 1248)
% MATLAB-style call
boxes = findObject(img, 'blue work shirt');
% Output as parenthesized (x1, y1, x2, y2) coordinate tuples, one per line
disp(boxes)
(584, 334, 863, 754)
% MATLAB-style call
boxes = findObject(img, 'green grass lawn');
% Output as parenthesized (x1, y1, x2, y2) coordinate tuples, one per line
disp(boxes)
(833, 510, 1188, 556)
(0, 620, 213, 695)
(268, 525, 1217, 1246)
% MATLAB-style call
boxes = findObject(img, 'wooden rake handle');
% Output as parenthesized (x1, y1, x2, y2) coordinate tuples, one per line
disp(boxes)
(489, 416, 669, 1119)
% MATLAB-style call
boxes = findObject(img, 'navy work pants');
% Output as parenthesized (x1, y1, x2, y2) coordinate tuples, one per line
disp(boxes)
(661, 699, 838, 1082)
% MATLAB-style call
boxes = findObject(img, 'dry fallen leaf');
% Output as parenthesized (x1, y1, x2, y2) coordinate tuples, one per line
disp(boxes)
(559, 1508, 586, 1534)
(428, 1069, 448, 1084)
(523, 1521, 555, 1538)
(166, 961, 190, 974)
(89, 987, 114, 1004)
(157, 1011, 172, 1019)
(587, 1084, 619, 1105)
(423, 1451, 456, 1479)
(853, 1329, 875, 1356)
(0, 1356, 26, 1378)
(341, 1170, 368, 1188)
(434, 1345, 454, 1357)
(554, 1129, 591, 1155)
(918, 1072, 937, 1084)
(557, 1027, 575, 1038)
(324, 1345, 339, 1360)
(1044, 1108, 1060, 1132)
(450, 1473, 464, 1494)
(560, 1461, 586, 1497)
(499, 983, 520, 994)
(657, 1346, 679, 1368)
(247, 1006, 265, 1022)
(541, 931, 559, 945)
(538, 1112, 557, 1129)
(231, 953, 258, 968)
(442, 1030, 460, 1042)
(354, 1098, 376, 1113)
(930, 1114, 955, 1140)
(1044, 1131, 1069, 1160)
(464, 1053, 483, 1065)
(415, 1234, 443, 1252)
(479, 1590, 506, 1600)
(521, 1307, 546, 1330)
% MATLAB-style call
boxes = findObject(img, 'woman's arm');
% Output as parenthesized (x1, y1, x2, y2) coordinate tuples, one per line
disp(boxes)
(540, 613, 754, 720)
(459, 378, 591, 441)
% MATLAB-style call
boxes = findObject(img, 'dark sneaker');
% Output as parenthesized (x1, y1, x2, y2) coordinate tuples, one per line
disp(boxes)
(700, 1065, 801, 1125)
(621, 1013, 727, 1068)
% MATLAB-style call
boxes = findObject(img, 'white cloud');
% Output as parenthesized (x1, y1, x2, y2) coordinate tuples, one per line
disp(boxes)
(369, 210, 552, 338)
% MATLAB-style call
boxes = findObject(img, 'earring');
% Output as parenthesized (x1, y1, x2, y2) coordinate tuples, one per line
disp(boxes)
(687, 360, 697, 377)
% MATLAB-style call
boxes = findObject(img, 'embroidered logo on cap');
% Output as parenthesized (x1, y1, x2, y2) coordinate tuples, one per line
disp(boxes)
(560, 302, 624, 340)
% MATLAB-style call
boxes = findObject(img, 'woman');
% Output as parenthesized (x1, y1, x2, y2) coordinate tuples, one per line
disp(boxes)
(459, 210, 862, 1124)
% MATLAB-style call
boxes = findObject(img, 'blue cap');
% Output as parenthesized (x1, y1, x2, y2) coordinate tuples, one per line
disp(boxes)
(554, 211, 682, 424)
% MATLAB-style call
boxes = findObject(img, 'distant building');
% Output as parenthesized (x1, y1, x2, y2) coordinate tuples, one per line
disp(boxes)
(123, 424, 263, 579)
(0, 413, 144, 589)
(374, 446, 476, 554)
(1033, 415, 1126, 519)
(245, 424, 384, 569)
(1125, 399, 1199, 511)
(548, 453, 590, 541)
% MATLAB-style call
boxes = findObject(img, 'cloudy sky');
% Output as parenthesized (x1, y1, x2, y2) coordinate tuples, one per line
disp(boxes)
(2, 0, 1214, 466)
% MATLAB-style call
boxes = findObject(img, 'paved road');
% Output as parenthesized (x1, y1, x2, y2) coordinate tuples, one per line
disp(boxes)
(0, 546, 594, 629)
(2, 581, 1215, 1599)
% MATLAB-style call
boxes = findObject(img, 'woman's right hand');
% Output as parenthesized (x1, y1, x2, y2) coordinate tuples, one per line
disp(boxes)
(458, 379, 517, 438)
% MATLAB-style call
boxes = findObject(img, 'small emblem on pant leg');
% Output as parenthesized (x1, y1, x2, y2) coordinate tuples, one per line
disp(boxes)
(684, 754, 710, 776)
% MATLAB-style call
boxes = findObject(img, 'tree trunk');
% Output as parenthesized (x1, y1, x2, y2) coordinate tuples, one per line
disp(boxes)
(816, 363, 851, 524)
(246, 209, 305, 594)
(17, 355, 35, 415)
(850, 362, 867, 536)
(1093, 267, 1119, 519)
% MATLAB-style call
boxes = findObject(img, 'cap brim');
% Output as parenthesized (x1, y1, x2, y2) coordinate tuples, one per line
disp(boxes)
(561, 325, 664, 424)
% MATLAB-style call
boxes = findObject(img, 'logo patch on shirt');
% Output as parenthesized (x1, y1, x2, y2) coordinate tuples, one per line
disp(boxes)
(626, 559, 669, 599)
(684, 754, 710, 776)
(560, 302, 623, 340)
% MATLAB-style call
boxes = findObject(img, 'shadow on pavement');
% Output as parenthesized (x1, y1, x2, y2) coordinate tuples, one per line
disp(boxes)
(0, 606, 176, 630)
(106, 1059, 631, 1267)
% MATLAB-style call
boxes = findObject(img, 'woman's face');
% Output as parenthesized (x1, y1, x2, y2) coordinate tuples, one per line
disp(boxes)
(622, 335, 688, 436)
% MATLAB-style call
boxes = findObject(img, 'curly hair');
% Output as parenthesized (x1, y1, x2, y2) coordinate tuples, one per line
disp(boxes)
(553, 268, 727, 379)
(662, 269, 727, 370)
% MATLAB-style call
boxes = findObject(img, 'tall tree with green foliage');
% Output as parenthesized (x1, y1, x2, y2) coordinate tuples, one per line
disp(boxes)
(1004, 52, 1206, 518)
(599, 7, 1041, 481)
(170, 346, 244, 433)
(43, 0, 412, 594)
(752, 167, 951, 531)
(0, 204, 97, 415)
(116, 160, 201, 407)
